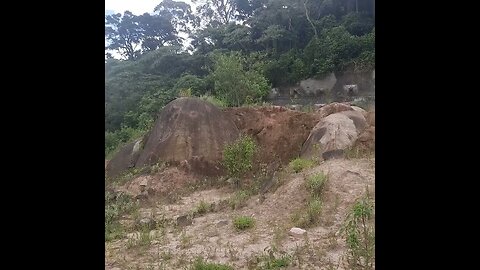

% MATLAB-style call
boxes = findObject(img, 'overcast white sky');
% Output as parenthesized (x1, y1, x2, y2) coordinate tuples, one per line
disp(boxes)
(105, 0, 196, 58)
(105, 0, 194, 15)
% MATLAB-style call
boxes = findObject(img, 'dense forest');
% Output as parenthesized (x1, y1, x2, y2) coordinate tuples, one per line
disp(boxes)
(105, 0, 375, 157)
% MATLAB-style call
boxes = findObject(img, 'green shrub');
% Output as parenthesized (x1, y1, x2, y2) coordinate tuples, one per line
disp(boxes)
(341, 193, 375, 269)
(307, 198, 322, 223)
(233, 216, 255, 230)
(223, 135, 257, 178)
(105, 191, 138, 241)
(306, 172, 327, 195)
(212, 52, 270, 107)
(288, 158, 314, 173)
(254, 247, 292, 269)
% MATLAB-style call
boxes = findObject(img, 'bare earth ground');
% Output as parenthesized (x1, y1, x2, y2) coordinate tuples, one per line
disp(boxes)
(105, 157, 375, 270)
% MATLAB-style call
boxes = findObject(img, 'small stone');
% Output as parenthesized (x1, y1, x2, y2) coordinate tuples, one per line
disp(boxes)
(289, 227, 307, 237)
(136, 218, 156, 230)
(127, 232, 140, 240)
(216, 220, 229, 227)
(176, 214, 192, 227)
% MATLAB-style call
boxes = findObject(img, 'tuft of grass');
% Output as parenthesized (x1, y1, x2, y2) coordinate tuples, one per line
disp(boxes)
(307, 198, 322, 223)
(289, 158, 315, 173)
(293, 198, 323, 228)
(254, 247, 292, 269)
(194, 200, 213, 216)
(105, 191, 138, 242)
(306, 172, 327, 196)
(180, 231, 193, 249)
(126, 230, 152, 249)
(191, 257, 233, 270)
(228, 190, 250, 209)
(233, 216, 255, 230)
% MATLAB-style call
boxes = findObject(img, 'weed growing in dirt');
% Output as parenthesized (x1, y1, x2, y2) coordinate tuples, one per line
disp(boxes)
(341, 191, 375, 270)
(307, 198, 322, 223)
(223, 135, 257, 181)
(233, 216, 255, 230)
(191, 257, 233, 270)
(106, 165, 150, 185)
(273, 226, 288, 246)
(294, 197, 323, 228)
(306, 172, 327, 195)
(228, 190, 250, 209)
(252, 247, 292, 269)
(289, 158, 314, 173)
(105, 191, 138, 241)
(126, 224, 153, 249)
(180, 231, 193, 249)
(194, 200, 213, 216)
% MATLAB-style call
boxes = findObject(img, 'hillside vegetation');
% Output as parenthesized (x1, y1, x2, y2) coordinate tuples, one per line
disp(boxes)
(105, 0, 375, 157)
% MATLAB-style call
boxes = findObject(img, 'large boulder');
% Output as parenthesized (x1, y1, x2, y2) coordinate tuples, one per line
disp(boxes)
(366, 111, 375, 126)
(339, 110, 367, 134)
(105, 136, 146, 178)
(316, 102, 354, 118)
(135, 97, 240, 176)
(352, 126, 375, 153)
(301, 113, 358, 159)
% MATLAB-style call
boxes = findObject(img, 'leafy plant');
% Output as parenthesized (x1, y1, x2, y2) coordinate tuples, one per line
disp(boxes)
(254, 247, 292, 269)
(289, 158, 314, 173)
(233, 216, 255, 230)
(306, 172, 327, 195)
(105, 191, 138, 242)
(341, 192, 375, 269)
(223, 135, 257, 179)
(212, 52, 270, 107)
(194, 200, 213, 216)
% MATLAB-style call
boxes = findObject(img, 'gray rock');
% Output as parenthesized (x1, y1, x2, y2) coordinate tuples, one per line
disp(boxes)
(136, 217, 156, 230)
(216, 220, 229, 227)
(176, 214, 193, 227)
(322, 149, 345, 160)
(289, 227, 307, 237)
(301, 113, 358, 159)
(339, 110, 367, 134)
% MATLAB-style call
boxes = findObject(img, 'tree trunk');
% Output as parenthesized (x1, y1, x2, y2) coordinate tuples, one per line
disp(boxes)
(304, 0, 318, 39)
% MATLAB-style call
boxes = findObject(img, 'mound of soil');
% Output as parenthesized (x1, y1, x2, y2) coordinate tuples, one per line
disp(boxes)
(121, 167, 197, 199)
(135, 97, 240, 176)
(223, 106, 322, 168)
